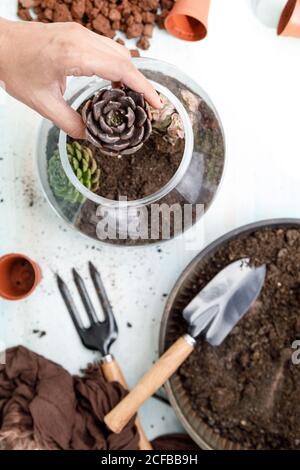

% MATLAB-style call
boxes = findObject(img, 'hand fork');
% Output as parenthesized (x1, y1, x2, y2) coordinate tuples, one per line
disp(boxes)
(56, 261, 152, 450)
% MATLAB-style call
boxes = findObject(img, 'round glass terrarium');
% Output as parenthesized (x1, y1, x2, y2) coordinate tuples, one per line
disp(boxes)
(36, 58, 226, 246)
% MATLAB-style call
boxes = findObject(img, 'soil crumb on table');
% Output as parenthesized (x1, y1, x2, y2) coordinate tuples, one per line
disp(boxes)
(170, 227, 300, 450)
(32, 329, 47, 339)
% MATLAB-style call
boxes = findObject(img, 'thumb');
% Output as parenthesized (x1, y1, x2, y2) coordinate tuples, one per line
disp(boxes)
(37, 95, 86, 139)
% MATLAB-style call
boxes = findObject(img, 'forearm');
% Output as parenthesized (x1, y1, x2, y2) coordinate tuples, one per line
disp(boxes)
(0, 18, 11, 82)
(0, 18, 160, 137)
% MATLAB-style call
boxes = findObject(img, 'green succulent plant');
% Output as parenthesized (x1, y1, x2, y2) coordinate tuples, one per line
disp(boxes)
(48, 150, 83, 204)
(67, 141, 101, 192)
(48, 141, 101, 205)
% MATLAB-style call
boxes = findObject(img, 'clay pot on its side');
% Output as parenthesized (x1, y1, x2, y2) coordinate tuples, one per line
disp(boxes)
(0, 254, 42, 301)
(165, 0, 211, 41)
(278, 0, 300, 37)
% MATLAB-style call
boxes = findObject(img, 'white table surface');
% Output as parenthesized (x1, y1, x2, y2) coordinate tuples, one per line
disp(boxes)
(1, 0, 300, 442)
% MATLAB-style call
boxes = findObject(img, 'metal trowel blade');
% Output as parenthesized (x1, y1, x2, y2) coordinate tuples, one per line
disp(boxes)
(183, 258, 266, 346)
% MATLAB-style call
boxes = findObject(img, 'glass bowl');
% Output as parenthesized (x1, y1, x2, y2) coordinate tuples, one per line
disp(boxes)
(36, 58, 226, 247)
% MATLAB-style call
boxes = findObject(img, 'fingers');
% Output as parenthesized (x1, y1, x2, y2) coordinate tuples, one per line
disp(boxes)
(120, 66, 162, 109)
(77, 31, 162, 109)
(38, 95, 85, 139)
(85, 53, 162, 109)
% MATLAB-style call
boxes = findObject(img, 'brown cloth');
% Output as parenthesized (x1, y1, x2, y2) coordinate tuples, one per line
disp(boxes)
(0, 347, 198, 451)
(0, 346, 138, 450)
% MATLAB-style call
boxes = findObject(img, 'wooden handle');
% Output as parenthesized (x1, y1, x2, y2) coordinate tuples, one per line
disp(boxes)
(104, 335, 195, 434)
(101, 356, 153, 451)
(101, 357, 127, 388)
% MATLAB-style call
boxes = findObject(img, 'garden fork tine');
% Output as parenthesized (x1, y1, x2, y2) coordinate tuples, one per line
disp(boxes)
(89, 262, 118, 353)
(56, 275, 85, 332)
(89, 262, 116, 325)
(56, 265, 152, 450)
(72, 268, 99, 324)
(89, 261, 114, 321)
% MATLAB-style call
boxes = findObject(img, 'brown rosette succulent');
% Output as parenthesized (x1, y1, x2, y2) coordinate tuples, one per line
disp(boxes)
(82, 88, 152, 157)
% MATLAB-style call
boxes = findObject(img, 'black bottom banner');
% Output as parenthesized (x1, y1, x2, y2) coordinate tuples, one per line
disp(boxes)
(0, 450, 297, 467)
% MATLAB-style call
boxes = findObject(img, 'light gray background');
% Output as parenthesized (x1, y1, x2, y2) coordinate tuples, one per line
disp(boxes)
(1, 0, 300, 440)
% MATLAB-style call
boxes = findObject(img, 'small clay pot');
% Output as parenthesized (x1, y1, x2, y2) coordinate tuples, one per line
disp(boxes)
(278, 0, 300, 37)
(0, 254, 42, 301)
(165, 0, 211, 41)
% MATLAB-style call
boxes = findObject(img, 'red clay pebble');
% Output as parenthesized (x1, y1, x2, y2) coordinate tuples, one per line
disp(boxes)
(17, 0, 175, 49)
(130, 49, 140, 58)
(145, 23, 154, 36)
(137, 36, 150, 50)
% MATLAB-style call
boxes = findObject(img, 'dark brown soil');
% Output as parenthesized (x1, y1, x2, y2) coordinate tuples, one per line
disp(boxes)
(168, 227, 300, 450)
(11, 260, 35, 295)
(87, 134, 184, 201)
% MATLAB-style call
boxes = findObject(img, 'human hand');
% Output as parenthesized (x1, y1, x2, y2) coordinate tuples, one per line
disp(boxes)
(0, 19, 161, 138)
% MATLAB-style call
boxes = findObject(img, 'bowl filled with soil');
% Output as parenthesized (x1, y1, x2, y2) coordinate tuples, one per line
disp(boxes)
(160, 218, 300, 450)
(36, 58, 225, 246)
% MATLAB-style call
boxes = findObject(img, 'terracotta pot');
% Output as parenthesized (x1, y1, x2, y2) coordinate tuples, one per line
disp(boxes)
(165, 0, 211, 41)
(278, 0, 300, 36)
(0, 254, 42, 301)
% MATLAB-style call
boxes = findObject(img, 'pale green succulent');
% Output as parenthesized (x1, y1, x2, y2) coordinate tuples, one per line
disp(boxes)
(48, 142, 101, 204)
(67, 141, 101, 192)
(48, 150, 83, 204)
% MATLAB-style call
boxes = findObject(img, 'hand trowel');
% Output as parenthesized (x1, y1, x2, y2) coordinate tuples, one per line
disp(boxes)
(104, 258, 266, 434)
